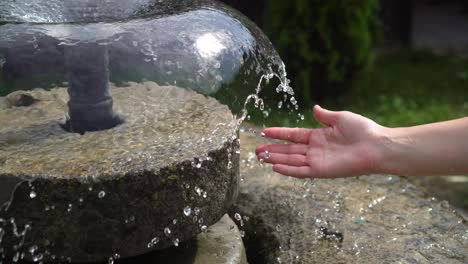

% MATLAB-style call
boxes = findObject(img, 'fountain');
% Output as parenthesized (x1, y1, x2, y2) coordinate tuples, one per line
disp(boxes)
(3, 1, 465, 263)
(0, 0, 289, 262)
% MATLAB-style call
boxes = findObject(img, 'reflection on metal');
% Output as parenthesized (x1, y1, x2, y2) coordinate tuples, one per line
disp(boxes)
(195, 33, 227, 58)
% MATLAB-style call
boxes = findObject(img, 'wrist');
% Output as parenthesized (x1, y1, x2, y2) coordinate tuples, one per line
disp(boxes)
(370, 125, 399, 175)
(373, 126, 412, 176)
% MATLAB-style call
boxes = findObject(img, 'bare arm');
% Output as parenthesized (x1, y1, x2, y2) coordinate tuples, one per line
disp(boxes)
(256, 105, 468, 178)
(380, 117, 468, 176)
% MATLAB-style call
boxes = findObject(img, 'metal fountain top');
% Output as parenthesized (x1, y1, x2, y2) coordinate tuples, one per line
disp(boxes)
(0, 0, 197, 23)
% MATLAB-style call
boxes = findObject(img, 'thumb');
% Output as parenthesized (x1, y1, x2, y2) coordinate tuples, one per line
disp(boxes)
(313, 105, 339, 127)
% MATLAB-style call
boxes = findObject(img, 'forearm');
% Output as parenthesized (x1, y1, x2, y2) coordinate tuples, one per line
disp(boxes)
(377, 117, 468, 176)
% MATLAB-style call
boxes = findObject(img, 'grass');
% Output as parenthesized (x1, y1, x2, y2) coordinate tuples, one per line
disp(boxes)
(251, 50, 468, 128)
(343, 50, 468, 127)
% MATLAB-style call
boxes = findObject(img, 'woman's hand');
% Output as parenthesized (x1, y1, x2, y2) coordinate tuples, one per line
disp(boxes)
(256, 105, 388, 178)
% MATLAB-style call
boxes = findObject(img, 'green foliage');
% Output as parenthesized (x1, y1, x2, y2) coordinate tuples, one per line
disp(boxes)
(264, 0, 380, 103)
(344, 50, 468, 127)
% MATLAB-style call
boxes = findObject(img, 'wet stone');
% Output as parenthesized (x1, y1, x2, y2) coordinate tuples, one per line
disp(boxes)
(116, 215, 247, 264)
(0, 82, 240, 263)
(235, 127, 468, 264)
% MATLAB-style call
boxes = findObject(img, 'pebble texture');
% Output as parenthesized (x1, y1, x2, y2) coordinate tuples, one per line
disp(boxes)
(235, 128, 468, 264)
(0, 83, 240, 263)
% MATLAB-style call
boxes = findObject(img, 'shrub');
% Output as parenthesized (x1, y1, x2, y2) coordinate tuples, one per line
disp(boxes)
(264, 0, 380, 103)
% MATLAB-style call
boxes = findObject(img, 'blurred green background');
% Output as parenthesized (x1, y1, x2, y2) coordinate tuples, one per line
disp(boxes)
(223, 0, 468, 213)
(223, 0, 468, 128)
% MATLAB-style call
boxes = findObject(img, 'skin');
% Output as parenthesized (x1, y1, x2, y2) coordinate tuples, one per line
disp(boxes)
(256, 105, 468, 178)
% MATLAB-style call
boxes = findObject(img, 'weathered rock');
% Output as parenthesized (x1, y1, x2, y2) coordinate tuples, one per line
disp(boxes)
(407, 175, 468, 218)
(193, 215, 248, 264)
(119, 215, 247, 264)
(0, 82, 240, 263)
(235, 128, 468, 264)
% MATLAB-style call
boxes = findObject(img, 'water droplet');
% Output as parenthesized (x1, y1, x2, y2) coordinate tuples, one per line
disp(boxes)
(264, 151, 270, 160)
(201, 225, 208, 233)
(147, 236, 160, 248)
(240, 230, 245, 237)
(290, 97, 297, 105)
(67, 204, 73, 212)
(194, 207, 201, 215)
(195, 187, 202, 196)
(173, 238, 179, 247)
(147, 237, 159, 249)
(259, 159, 264, 164)
(29, 191, 37, 199)
(88, 186, 93, 192)
(29, 245, 38, 254)
(173, 219, 178, 225)
(164, 227, 171, 237)
(278, 101, 283, 109)
(98, 191, 106, 199)
(183, 206, 192, 216)
(261, 132, 266, 137)
(33, 253, 43, 262)
(13, 252, 19, 262)
(203, 192, 208, 199)
(108, 257, 114, 264)
(276, 225, 281, 232)
(234, 213, 242, 221)
(78, 197, 84, 203)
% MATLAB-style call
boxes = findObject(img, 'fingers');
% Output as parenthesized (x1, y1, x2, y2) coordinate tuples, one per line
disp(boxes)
(256, 144, 308, 155)
(258, 153, 308, 167)
(273, 164, 312, 178)
(313, 105, 339, 127)
(262, 127, 311, 144)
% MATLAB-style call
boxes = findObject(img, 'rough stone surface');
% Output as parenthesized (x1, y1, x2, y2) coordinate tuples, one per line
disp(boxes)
(193, 215, 248, 264)
(0, 83, 240, 263)
(235, 127, 468, 264)
(118, 215, 247, 264)
(407, 175, 468, 219)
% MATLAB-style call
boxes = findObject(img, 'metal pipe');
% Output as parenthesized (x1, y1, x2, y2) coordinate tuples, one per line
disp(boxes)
(64, 43, 122, 134)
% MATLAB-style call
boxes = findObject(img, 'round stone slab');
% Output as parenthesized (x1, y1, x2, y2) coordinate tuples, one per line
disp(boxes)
(0, 82, 240, 263)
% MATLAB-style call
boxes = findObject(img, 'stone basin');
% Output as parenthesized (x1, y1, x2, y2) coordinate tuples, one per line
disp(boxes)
(236, 126, 468, 264)
(0, 82, 240, 263)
